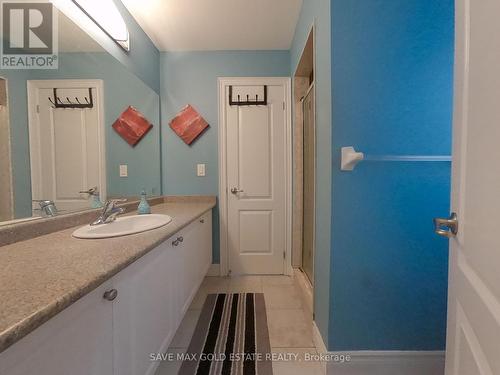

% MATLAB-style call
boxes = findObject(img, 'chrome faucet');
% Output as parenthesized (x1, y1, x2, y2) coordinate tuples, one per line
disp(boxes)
(91, 199, 127, 226)
(79, 186, 98, 196)
(33, 200, 58, 217)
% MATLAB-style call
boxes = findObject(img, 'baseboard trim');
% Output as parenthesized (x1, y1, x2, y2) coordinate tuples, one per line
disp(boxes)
(312, 322, 445, 374)
(326, 350, 445, 375)
(335, 350, 445, 358)
(207, 264, 220, 276)
(313, 321, 328, 354)
(293, 268, 313, 318)
(312, 321, 328, 374)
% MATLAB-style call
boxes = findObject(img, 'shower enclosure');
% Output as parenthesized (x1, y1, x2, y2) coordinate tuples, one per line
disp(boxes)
(302, 84, 315, 284)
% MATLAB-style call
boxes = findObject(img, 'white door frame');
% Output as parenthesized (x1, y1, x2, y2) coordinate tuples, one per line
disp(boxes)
(27, 79, 106, 205)
(218, 77, 293, 276)
(0, 76, 14, 220)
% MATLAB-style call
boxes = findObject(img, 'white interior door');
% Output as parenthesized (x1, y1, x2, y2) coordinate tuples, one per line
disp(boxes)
(224, 81, 288, 275)
(28, 80, 106, 214)
(441, 1, 500, 373)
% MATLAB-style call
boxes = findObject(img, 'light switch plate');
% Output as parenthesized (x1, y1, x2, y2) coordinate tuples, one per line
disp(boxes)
(119, 164, 128, 177)
(197, 163, 206, 177)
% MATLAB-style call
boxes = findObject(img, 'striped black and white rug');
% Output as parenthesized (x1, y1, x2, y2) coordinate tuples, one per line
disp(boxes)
(179, 293, 273, 375)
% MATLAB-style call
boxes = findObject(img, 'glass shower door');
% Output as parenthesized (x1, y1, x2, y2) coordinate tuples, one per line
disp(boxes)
(302, 85, 315, 285)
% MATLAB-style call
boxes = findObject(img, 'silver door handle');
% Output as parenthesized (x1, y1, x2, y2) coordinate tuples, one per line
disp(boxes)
(230, 187, 244, 194)
(434, 212, 458, 238)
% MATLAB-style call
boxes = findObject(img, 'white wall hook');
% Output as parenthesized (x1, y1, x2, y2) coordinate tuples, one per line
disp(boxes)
(341, 146, 364, 171)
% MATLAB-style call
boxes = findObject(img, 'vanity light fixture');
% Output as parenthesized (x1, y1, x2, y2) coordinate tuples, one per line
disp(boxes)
(72, 0, 130, 51)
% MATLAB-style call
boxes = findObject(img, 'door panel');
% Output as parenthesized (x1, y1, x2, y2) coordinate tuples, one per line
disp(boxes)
(445, 0, 500, 373)
(226, 83, 287, 275)
(239, 210, 272, 253)
(238, 107, 271, 198)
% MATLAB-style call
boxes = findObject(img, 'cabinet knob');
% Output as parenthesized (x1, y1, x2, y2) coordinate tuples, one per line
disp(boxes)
(172, 239, 179, 246)
(103, 289, 118, 301)
(177, 236, 184, 243)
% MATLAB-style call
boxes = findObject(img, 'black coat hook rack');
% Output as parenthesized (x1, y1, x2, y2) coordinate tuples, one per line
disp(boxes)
(229, 85, 267, 106)
(48, 88, 94, 109)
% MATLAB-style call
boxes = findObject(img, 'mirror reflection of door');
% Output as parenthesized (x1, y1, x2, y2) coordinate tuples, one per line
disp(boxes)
(27, 81, 106, 215)
(302, 84, 315, 285)
(0, 78, 14, 222)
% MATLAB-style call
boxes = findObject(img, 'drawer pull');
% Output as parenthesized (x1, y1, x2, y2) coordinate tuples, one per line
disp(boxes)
(177, 236, 184, 243)
(103, 289, 118, 301)
(200, 219, 205, 223)
(172, 239, 179, 246)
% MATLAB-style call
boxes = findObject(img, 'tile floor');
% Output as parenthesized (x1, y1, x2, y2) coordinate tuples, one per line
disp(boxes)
(155, 275, 324, 375)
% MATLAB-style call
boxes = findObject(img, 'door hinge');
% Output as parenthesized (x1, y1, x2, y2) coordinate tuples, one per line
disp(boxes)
(283, 251, 286, 259)
(36, 105, 40, 113)
(283, 102, 285, 111)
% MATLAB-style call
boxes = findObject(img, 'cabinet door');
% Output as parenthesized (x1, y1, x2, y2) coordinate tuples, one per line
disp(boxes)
(0, 282, 114, 375)
(199, 211, 213, 276)
(177, 212, 213, 315)
(112, 240, 177, 375)
(190, 211, 213, 284)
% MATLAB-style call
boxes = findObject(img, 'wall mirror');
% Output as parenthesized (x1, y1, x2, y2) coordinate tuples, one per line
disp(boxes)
(0, 6, 161, 225)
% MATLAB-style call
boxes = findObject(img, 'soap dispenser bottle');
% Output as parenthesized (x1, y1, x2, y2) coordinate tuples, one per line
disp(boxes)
(90, 191, 104, 209)
(137, 190, 151, 214)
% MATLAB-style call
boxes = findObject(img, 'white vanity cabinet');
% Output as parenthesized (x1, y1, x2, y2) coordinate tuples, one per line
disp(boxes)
(0, 211, 212, 375)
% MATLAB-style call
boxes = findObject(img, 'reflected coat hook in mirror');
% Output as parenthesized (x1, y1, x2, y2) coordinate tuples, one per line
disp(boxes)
(48, 88, 94, 109)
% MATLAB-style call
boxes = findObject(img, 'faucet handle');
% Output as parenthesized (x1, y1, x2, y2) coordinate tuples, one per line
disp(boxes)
(103, 198, 127, 208)
(91, 199, 127, 226)
(79, 186, 98, 196)
(107, 198, 127, 207)
(103, 199, 127, 216)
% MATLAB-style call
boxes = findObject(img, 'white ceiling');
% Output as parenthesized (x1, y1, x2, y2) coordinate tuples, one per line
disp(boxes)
(121, 0, 303, 51)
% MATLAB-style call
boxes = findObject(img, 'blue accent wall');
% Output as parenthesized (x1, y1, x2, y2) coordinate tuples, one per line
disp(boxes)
(160, 50, 291, 263)
(289, 0, 332, 348)
(329, 0, 454, 350)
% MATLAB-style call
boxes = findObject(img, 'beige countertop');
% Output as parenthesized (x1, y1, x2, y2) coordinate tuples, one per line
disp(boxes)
(0, 198, 216, 354)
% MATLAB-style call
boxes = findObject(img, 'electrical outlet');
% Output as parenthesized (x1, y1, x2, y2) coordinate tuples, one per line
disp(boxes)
(119, 164, 128, 177)
(197, 164, 206, 177)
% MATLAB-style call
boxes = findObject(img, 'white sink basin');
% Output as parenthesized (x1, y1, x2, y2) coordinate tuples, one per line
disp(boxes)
(72, 214, 172, 239)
